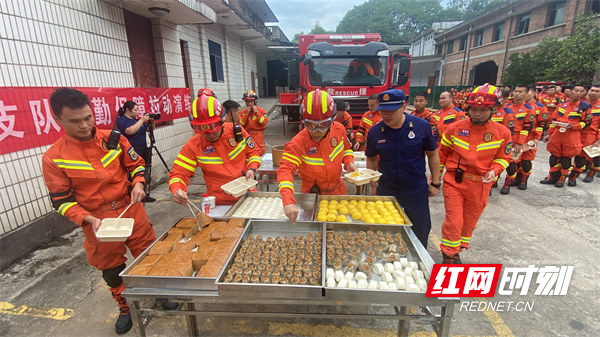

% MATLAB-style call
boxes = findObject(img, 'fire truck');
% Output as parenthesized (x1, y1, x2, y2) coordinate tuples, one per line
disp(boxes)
(287, 33, 411, 129)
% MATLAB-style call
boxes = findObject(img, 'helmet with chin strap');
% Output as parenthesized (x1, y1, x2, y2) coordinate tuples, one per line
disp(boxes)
(467, 83, 500, 107)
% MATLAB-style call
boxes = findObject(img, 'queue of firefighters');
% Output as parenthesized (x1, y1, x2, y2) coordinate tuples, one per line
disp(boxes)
(40, 82, 599, 334)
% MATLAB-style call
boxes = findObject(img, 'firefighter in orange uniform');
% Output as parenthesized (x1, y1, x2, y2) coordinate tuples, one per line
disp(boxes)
(439, 84, 512, 264)
(278, 89, 357, 222)
(353, 94, 381, 151)
(334, 100, 353, 141)
(41, 88, 156, 334)
(540, 84, 560, 114)
(570, 84, 600, 183)
(239, 90, 268, 155)
(409, 91, 437, 124)
(515, 86, 551, 189)
(432, 91, 466, 144)
(541, 85, 591, 187)
(499, 85, 536, 194)
(170, 95, 261, 205)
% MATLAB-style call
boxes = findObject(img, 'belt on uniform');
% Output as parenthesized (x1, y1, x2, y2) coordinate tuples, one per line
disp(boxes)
(98, 196, 130, 211)
(464, 173, 484, 182)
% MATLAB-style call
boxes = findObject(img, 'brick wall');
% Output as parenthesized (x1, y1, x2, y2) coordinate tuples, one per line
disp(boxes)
(0, 0, 261, 236)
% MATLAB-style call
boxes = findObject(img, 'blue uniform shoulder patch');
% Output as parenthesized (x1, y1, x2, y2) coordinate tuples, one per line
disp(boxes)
(127, 147, 137, 161)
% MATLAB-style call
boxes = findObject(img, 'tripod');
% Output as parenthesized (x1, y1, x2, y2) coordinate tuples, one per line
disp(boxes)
(145, 123, 170, 200)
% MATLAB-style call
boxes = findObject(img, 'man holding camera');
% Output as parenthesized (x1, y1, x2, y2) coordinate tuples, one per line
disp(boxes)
(439, 84, 512, 264)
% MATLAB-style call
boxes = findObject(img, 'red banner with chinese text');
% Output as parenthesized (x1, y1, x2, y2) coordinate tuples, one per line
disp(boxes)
(0, 87, 192, 155)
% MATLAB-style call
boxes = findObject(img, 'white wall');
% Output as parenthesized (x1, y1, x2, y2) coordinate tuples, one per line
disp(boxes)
(0, 0, 261, 235)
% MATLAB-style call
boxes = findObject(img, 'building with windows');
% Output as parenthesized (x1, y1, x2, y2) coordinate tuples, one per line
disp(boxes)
(0, 0, 289, 268)
(431, 0, 600, 86)
(408, 21, 462, 86)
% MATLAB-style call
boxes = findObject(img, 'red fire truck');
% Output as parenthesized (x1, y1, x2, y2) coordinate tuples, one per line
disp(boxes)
(287, 33, 411, 129)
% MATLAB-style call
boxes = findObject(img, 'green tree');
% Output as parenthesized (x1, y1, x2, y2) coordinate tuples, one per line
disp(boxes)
(446, 0, 505, 19)
(291, 21, 333, 44)
(547, 15, 600, 84)
(502, 38, 558, 86)
(503, 15, 600, 85)
(335, 0, 446, 44)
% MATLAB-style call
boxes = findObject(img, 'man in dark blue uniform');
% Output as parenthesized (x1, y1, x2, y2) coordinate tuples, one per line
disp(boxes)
(365, 89, 441, 247)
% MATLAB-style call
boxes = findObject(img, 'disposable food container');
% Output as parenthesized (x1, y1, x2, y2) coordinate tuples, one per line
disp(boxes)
(96, 218, 134, 242)
(221, 177, 258, 198)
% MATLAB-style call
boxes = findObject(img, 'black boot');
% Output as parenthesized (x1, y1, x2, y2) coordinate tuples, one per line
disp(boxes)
(510, 172, 521, 186)
(583, 170, 596, 183)
(540, 171, 560, 184)
(112, 292, 132, 335)
(518, 175, 529, 190)
(442, 253, 455, 264)
(567, 171, 579, 187)
(555, 175, 566, 188)
(453, 254, 462, 264)
(500, 177, 513, 194)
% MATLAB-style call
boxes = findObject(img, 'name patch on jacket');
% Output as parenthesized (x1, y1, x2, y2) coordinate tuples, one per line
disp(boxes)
(204, 145, 215, 154)
(458, 129, 470, 136)
(306, 146, 317, 155)
(377, 139, 387, 144)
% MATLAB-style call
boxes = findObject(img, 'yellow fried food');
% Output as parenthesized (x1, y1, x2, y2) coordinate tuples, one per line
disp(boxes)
(336, 215, 348, 222)
(351, 171, 362, 177)
(349, 200, 358, 206)
(326, 213, 337, 222)
(351, 211, 362, 220)
(316, 214, 327, 222)
(339, 207, 349, 215)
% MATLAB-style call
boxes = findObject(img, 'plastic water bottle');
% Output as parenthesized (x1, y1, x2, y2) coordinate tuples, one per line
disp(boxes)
(201, 193, 210, 214)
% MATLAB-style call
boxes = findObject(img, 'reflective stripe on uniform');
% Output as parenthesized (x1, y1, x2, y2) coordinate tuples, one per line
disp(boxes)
(535, 127, 543, 132)
(440, 134, 453, 148)
(343, 149, 353, 157)
(301, 155, 325, 166)
(101, 146, 121, 167)
(329, 142, 343, 162)
(493, 158, 509, 169)
(363, 118, 373, 126)
(515, 112, 526, 120)
(519, 130, 529, 136)
(281, 153, 301, 166)
(247, 156, 261, 165)
(461, 236, 471, 243)
(259, 116, 266, 124)
(53, 159, 94, 170)
(130, 166, 145, 179)
(451, 136, 470, 150)
(476, 140, 503, 151)
(174, 154, 197, 172)
(197, 156, 224, 165)
(169, 177, 185, 186)
(278, 181, 294, 191)
(442, 238, 461, 247)
(306, 91, 314, 115)
(491, 117, 503, 122)
(58, 202, 77, 216)
(228, 141, 246, 160)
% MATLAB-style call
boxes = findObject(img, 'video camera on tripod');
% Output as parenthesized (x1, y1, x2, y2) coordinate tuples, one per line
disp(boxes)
(145, 113, 161, 120)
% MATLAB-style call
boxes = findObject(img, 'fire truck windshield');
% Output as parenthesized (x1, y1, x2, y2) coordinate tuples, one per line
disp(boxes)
(308, 56, 387, 87)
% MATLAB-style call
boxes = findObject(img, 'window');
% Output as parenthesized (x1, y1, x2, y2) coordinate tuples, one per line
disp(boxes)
(474, 30, 484, 47)
(447, 40, 454, 53)
(208, 40, 224, 82)
(548, 1, 566, 26)
(436, 44, 443, 56)
(592, 0, 600, 14)
(493, 22, 504, 41)
(517, 12, 531, 35)
(459, 35, 468, 51)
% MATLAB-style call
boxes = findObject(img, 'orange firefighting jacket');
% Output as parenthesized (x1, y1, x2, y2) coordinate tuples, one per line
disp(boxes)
(42, 128, 147, 226)
(547, 100, 591, 136)
(583, 99, 600, 143)
(540, 93, 559, 112)
(335, 110, 353, 139)
(491, 104, 516, 136)
(169, 123, 261, 205)
(527, 100, 550, 140)
(409, 107, 436, 121)
(354, 110, 381, 143)
(440, 119, 512, 178)
(240, 106, 268, 155)
(277, 122, 354, 206)
(507, 102, 536, 145)
(432, 105, 465, 142)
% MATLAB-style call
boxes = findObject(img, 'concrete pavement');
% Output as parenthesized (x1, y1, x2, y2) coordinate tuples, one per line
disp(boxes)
(0, 103, 599, 336)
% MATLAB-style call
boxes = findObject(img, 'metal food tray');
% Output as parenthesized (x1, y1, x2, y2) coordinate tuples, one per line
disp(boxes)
(121, 217, 247, 291)
(316, 195, 411, 226)
(216, 220, 325, 299)
(224, 191, 317, 221)
(323, 223, 434, 304)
